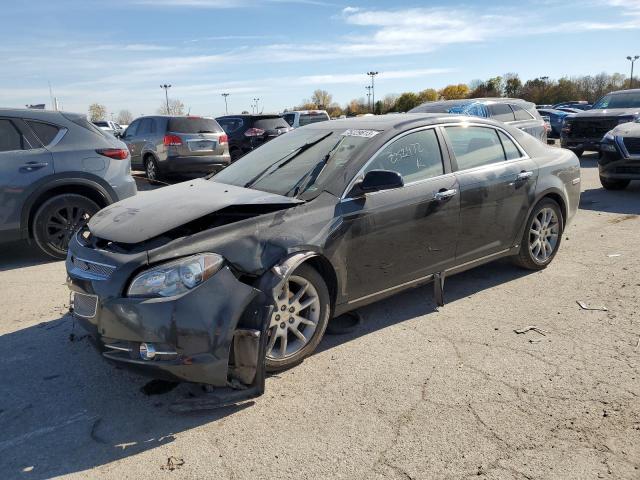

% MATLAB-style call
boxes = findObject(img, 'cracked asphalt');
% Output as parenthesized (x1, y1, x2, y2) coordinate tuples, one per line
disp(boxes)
(0, 155, 639, 479)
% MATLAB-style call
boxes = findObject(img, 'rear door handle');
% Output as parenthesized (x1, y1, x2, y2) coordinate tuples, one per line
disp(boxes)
(21, 162, 49, 171)
(515, 171, 533, 182)
(433, 189, 458, 201)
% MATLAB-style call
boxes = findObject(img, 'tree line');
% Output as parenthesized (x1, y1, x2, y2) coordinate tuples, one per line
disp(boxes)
(292, 72, 634, 117)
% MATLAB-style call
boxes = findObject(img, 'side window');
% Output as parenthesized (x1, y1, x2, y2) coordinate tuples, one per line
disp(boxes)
(445, 126, 505, 170)
(137, 119, 152, 135)
(26, 121, 61, 146)
(124, 120, 139, 138)
(364, 129, 444, 183)
(0, 119, 29, 152)
(511, 104, 534, 121)
(488, 104, 515, 122)
(147, 118, 156, 134)
(498, 131, 522, 160)
(283, 114, 294, 127)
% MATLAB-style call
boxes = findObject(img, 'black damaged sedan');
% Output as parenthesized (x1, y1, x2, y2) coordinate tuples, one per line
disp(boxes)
(66, 114, 581, 405)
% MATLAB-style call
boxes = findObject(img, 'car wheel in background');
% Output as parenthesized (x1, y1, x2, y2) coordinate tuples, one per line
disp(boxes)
(144, 156, 162, 184)
(265, 264, 330, 371)
(599, 176, 630, 190)
(32, 194, 100, 259)
(571, 148, 584, 158)
(513, 198, 564, 271)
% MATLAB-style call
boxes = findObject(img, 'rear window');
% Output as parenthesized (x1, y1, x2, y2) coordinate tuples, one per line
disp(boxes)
(62, 113, 107, 138)
(167, 117, 222, 134)
(299, 112, 329, 126)
(93, 121, 109, 127)
(217, 117, 244, 133)
(511, 104, 534, 121)
(253, 117, 290, 130)
(26, 121, 61, 146)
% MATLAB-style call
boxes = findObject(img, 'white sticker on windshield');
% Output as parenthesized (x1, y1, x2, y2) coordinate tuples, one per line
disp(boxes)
(341, 129, 380, 138)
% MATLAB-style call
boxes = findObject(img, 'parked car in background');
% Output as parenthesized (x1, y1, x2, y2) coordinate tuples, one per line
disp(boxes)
(121, 115, 230, 182)
(538, 108, 573, 138)
(93, 120, 123, 138)
(281, 110, 330, 129)
(65, 113, 580, 402)
(410, 98, 548, 143)
(553, 101, 591, 111)
(216, 114, 291, 161)
(0, 108, 136, 258)
(598, 117, 640, 189)
(555, 107, 582, 114)
(561, 89, 640, 157)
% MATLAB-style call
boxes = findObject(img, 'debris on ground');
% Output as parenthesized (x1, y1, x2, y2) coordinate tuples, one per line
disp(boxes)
(326, 311, 362, 335)
(577, 301, 608, 311)
(160, 457, 185, 471)
(514, 326, 548, 336)
(607, 253, 622, 258)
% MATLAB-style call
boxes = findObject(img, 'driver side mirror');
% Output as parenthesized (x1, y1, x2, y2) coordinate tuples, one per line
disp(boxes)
(347, 169, 404, 198)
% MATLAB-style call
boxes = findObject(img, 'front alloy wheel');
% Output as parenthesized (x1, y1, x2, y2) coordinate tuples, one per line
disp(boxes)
(513, 198, 564, 270)
(265, 264, 330, 371)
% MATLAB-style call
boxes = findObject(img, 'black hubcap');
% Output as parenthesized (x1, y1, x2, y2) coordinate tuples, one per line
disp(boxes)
(45, 205, 92, 251)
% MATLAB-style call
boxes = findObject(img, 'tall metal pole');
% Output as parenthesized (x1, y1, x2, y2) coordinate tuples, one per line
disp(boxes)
(160, 84, 172, 113)
(628, 56, 639, 89)
(253, 97, 260, 114)
(221, 93, 230, 114)
(367, 71, 378, 114)
(365, 85, 372, 112)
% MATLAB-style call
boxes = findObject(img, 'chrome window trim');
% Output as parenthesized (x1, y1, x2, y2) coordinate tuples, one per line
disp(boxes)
(340, 122, 529, 200)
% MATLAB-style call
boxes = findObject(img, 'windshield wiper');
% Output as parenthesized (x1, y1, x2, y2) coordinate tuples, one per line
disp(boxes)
(198, 130, 215, 133)
(243, 132, 333, 189)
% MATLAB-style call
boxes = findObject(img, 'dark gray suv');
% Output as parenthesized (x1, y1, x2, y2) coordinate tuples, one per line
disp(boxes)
(0, 108, 137, 259)
(122, 115, 230, 182)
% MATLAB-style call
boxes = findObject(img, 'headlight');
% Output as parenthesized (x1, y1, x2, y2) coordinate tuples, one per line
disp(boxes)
(601, 131, 618, 152)
(128, 253, 224, 297)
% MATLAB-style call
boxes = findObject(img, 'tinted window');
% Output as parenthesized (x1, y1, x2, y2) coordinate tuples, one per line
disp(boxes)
(364, 129, 443, 183)
(216, 117, 244, 133)
(167, 117, 221, 133)
(299, 112, 330, 126)
(253, 117, 290, 130)
(511, 104, 533, 121)
(62, 113, 107, 138)
(445, 126, 505, 170)
(488, 104, 515, 122)
(27, 121, 60, 146)
(137, 118, 153, 135)
(498, 131, 522, 160)
(124, 120, 139, 137)
(0, 119, 25, 152)
(283, 114, 295, 126)
(93, 121, 109, 127)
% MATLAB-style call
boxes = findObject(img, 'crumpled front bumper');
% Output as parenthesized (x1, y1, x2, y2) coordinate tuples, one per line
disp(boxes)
(67, 255, 268, 388)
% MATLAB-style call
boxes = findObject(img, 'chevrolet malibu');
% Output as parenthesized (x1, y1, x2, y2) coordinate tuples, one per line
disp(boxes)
(66, 114, 580, 406)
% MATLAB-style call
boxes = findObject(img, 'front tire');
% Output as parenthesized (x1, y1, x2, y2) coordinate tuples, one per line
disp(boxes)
(32, 194, 100, 259)
(265, 264, 330, 371)
(600, 176, 630, 190)
(144, 156, 162, 184)
(513, 198, 564, 271)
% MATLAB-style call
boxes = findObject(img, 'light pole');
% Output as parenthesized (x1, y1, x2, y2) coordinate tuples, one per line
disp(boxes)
(365, 85, 372, 112)
(253, 97, 260, 114)
(627, 56, 639, 88)
(221, 93, 230, 114)
(160, 84, 171, 113)
(367, 71, 379, 114)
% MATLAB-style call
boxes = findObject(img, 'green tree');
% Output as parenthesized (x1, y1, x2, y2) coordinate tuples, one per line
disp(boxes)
(439, 84, 469, 100)
(88, 103, 107, 122)
(394, 92, 420, 112)
(503, 74, 522, 97)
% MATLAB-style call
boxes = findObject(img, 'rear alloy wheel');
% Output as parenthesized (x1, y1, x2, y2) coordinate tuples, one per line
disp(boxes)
(600, 176, 630, 190)
(513, 199, 563, 270)
(145, 156, 162, 184)
(265, 264, 330, 371)
(32, 194, 100, 259)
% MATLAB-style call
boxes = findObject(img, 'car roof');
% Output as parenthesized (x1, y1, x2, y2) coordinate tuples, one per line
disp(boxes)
(0, 108, 82, 120)
(216, 114, 283, 119)
(301, 113, 497, 132)
(286, 110, 329, 114)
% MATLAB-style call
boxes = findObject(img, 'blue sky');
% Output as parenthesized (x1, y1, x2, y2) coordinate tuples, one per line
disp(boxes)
(1, 0, 639, 118)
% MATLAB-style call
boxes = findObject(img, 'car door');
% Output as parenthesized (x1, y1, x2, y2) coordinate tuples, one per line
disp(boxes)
(0, 117, 54, 241)
(122, 119, 142, 167)
(340, 127, 460, 301)
(443, 124, 538, 264)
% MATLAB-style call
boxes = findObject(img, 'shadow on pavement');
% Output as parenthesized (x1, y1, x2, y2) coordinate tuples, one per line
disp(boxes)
(0, 241, 57, 272)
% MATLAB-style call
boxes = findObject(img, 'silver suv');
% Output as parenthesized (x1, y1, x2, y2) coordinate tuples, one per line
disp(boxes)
(0, 108, 137, 258)
(122, 115, 230, 182)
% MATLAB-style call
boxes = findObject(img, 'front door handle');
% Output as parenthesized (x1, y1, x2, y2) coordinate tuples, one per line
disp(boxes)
(433, 188, 458, 201)
(21, 162, 49, 172)
(515, 171, 533, 182)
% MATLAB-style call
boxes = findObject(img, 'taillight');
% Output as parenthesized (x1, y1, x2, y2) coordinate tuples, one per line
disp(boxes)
(219, 134, 228, 144)
(244, 128, 265, 137)
(96, 148, 129, 160)
(163, 134, 182, 146)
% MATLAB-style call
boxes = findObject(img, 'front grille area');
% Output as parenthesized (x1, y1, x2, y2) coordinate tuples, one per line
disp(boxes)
(70, 255, 115, 279)
(72, 292, 98, 318)
(568, 118, 619, 139)
(623, 137, 640, 155)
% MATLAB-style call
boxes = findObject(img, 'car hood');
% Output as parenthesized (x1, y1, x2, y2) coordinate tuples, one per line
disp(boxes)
(88, 178, 302, 244)
(610, 121, 640, 137)
(571, 108, 640, 118)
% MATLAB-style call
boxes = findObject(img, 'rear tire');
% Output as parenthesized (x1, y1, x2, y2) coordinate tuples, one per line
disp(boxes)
(32, 194, 100, 259)
(265, 264, 330, 372)
(144, 156, 162, 184)
(600, 176, 630, 190)
(512, 198, 564, 271)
